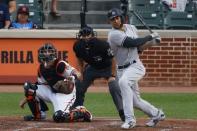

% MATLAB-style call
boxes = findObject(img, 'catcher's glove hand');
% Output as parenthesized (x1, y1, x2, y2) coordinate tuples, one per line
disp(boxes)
(53, 76, 74, 94)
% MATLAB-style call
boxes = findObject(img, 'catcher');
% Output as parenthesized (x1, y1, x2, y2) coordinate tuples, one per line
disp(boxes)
(19, 43, 92, 122)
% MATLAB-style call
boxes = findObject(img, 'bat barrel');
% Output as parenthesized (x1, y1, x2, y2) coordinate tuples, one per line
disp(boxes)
(131, 11, 153, 33)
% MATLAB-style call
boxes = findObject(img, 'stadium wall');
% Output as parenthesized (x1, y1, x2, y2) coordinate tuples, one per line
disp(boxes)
(0, 29, 196, 87)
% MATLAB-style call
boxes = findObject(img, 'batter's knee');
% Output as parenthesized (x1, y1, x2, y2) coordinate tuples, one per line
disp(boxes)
(119, 76, 128, 88)
(53, 110, 70, 123)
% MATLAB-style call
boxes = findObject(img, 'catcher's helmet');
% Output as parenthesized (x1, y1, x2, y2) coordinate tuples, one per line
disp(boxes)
(38, 43, 57, 63)
(76, 26, 97, 39)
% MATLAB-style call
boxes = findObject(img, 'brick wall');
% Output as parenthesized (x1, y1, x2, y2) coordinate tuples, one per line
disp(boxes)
(95, 30, 197, 88)
(140, 37, 197, 87)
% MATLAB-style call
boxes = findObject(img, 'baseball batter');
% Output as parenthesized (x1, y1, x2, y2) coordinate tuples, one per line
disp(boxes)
(107, 8, 165, 129)
(19, 43, 92, 122)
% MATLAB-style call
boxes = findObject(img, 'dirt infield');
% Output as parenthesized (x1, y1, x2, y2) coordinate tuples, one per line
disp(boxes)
(1, 117, 197, 131)
(1, 85, 197, 130)
(1, 85, 197, 93)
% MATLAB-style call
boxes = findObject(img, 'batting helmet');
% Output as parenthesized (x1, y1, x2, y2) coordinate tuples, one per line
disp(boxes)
(107, 8, 124, 21)
(38, 43, 57, 63)
(76, 26, 97, 39)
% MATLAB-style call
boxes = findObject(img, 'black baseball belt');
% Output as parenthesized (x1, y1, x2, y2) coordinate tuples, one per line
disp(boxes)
(117, 60, 136, 69)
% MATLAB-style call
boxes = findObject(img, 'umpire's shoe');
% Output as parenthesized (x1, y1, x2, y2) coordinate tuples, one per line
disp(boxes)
(146, 109, 165, 127)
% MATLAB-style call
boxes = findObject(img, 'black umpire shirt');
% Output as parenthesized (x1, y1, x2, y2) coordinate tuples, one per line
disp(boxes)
(73, 38, 114, 69)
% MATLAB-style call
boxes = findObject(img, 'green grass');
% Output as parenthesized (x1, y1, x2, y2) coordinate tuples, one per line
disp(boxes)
(0, 93, 197, 119)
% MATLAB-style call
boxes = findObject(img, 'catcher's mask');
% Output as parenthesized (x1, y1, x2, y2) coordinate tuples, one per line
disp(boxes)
(76, 26, 97, 39)
(38, 43, 57, 63)
(107, 8, 125, 24)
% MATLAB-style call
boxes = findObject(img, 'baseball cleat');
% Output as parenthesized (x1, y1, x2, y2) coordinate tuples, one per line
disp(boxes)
(24, 112, 46, 121)
(75, 106, 93, 122)
(83, 109, 92, 122)
(24, 115, 46, 121)
(24, 115, 34, 121)
(121, 121, 136, 129)
(146, 109, 165, 127)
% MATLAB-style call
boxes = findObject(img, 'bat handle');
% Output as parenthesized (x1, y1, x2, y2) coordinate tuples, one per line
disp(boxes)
(149, 29, 154, 34)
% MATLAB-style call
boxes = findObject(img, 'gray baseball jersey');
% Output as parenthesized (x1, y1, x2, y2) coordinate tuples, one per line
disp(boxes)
(108, 24, 139, 66)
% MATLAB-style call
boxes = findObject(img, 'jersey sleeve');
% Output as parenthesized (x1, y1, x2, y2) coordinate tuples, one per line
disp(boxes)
(108, 30, 127, 46)
(56, 60, 76, 78)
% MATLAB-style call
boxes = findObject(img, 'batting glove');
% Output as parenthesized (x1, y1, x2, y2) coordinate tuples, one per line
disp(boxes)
(152, 36, 161, 45)
(150, 32, 160, 39)
(155, 36, 161, 42)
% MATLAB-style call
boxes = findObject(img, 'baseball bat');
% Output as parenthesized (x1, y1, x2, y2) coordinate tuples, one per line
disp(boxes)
(131, 11, 161, 43)
(131, 11, 154, 33)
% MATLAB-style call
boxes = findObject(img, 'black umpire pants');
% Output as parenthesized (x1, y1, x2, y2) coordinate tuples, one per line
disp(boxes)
(73, 65, 124, 121)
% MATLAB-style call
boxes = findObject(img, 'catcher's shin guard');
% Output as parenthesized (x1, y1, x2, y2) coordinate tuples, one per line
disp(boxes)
(24, 98, 48, 121)
(24, 82, 44, 120)
(24, 111, 46, 121)
(27, 98, 41, 120)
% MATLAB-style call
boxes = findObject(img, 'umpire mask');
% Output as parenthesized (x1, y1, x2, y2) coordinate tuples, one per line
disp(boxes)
(76, 26, 97, 40)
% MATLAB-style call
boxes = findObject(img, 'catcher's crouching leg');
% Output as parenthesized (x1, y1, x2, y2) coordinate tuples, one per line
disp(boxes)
(53, 106, 92, 122)
(24, 82, 48, 121)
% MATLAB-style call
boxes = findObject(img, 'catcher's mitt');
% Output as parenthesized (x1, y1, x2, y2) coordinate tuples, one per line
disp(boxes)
(53, 77, 74, 94)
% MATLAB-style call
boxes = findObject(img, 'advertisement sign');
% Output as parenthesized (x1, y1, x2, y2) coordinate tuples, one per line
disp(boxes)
(0, 38, 77, 83)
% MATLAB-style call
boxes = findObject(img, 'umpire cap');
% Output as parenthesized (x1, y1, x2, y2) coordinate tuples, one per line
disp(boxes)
(107, 8, 123, 20)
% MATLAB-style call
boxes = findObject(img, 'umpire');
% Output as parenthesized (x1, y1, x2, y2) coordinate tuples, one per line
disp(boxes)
(73, 25, 125, 121)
